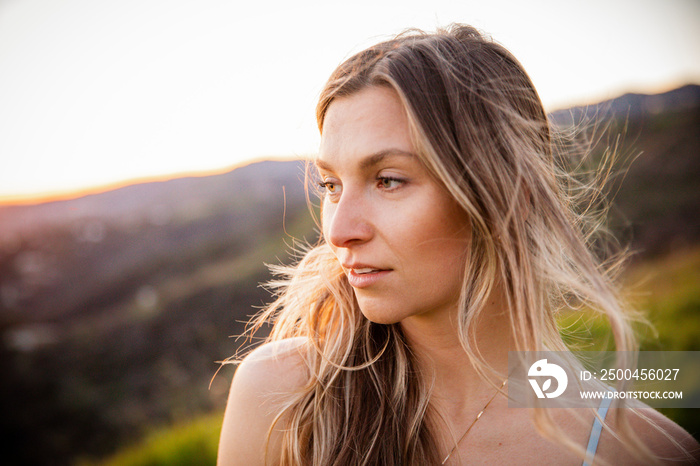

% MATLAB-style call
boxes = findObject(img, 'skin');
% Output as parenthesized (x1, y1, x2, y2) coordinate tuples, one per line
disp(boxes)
(217, 86, 699, 465)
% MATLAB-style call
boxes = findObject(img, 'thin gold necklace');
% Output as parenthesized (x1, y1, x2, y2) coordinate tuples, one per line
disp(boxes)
(440, 379, 507, 465)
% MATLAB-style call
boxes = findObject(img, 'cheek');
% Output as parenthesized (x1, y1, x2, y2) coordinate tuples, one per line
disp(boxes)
(406, 206, 470, 269)
(404, 200, 469, 249)
(319, 202, 333, 242)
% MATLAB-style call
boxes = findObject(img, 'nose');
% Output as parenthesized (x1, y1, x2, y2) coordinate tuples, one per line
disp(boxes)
(323, 188, 373, 249)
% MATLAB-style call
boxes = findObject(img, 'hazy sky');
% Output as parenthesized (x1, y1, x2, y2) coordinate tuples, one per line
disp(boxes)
(1, 0, 699, 202)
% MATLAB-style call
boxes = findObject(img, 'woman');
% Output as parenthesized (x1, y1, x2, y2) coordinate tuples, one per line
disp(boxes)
(218, 25, 698, 465)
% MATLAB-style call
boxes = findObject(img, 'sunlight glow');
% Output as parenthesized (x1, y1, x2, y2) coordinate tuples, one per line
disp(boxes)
(1, 0, 698, 203)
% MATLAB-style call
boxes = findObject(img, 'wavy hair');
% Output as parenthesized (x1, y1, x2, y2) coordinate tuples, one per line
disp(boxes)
(245, 24, 661, 465)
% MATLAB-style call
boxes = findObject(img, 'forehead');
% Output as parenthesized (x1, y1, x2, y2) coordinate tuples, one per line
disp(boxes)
(318, 86, 414, 166)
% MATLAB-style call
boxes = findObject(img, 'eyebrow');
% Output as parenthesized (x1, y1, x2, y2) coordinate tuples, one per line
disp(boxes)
(315, 149, 416, 171)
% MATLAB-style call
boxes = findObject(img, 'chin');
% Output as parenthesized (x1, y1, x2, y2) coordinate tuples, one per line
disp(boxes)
(357, 302, 405, 325)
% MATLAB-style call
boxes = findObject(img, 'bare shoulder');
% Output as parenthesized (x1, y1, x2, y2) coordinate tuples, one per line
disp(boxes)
(598, 406, 700, 465)
(629, 408, 700, 463)
(217, 337, 310, 466)
(232, 336, 310, 388)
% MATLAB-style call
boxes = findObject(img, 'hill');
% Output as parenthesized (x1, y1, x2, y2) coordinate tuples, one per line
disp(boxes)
(0, 160, 316, 464)
(549, 83, 700, 126)
(550, 84, 700, 257)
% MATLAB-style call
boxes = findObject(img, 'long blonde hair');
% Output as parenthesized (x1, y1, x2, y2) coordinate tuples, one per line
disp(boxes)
(247, 24, 647, 465)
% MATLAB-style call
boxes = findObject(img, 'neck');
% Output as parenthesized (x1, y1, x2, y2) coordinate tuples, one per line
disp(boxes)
(399, 291, 513, 407)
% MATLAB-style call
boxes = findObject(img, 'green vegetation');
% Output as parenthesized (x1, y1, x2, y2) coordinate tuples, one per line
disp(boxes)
(81, 413, 222, 466)
(628, 248, 700, 352)
(623, 248, 700, 438)
(559, 246, 700, 439)
(560, 247, 700, 352)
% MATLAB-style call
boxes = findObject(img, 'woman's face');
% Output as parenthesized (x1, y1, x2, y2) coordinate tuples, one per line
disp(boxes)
(317, 86, 470, 325)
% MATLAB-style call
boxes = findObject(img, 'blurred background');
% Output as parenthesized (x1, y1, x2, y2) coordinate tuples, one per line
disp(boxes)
(0, 0, 698, 464)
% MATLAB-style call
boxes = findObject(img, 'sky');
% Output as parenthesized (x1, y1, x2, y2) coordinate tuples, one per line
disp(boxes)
(1, 0, 699, 203)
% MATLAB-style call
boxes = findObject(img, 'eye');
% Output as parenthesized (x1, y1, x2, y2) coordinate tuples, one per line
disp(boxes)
(377, 176, 404, 190)
(318, 181, 336, 192)
(318, 179, 341, 196)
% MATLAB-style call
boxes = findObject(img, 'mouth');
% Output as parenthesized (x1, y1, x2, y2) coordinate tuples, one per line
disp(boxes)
(351, 267, 383, 275)
(343, 264, 392, 288)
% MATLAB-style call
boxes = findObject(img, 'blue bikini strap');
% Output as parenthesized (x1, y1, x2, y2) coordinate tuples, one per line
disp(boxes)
(582, 396, 612, 466)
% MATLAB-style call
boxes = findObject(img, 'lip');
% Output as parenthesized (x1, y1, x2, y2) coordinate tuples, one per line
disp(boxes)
(343, 263, 392, 289)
